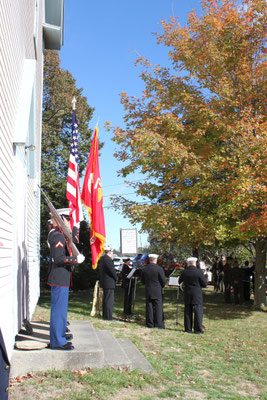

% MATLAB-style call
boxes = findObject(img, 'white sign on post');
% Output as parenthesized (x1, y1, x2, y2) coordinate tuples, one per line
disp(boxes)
(120, 229, 137, 256)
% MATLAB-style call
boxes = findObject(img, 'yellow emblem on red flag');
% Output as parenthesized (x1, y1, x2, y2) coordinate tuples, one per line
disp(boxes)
(81, 127, 106, 269)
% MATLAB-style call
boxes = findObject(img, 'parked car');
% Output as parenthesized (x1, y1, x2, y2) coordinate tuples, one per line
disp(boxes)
(113, 257, 123, 271)
(132, 254, 144, 268)
(113, 257, 123, 284)
(139, 253, 149, 266)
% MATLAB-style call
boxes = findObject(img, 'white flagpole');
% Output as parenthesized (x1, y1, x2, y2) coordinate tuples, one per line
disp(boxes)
(72, 97, 76, 110)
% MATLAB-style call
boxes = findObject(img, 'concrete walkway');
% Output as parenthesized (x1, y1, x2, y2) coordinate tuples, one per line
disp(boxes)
(10, 321, 154, 377)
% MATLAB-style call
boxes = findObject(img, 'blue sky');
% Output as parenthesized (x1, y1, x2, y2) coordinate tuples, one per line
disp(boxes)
(59, 0, 202, 252)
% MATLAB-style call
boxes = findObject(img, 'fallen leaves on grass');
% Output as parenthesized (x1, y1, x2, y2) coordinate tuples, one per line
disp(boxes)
(10, 373, 36, 386)
(73, 367, 93, 377)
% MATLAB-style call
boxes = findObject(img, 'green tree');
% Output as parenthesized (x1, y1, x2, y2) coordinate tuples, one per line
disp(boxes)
(107, 0, 267, 307)
(41, 50, 96, 286)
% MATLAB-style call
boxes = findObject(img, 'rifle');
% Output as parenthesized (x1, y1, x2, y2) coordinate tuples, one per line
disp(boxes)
(39, 186, 80, 257)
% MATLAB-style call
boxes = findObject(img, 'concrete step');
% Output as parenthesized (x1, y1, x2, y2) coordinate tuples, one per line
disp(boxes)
(10, 321, 104, 377)
(96, 330, 132, 370)
(117, 339, 155, 374)
(10, 320, 154, 377)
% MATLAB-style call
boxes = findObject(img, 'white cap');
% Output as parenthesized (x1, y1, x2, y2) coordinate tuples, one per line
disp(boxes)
(104, 245, 113, 252)
(149, 254, 158, 259)
(55, 208, 71, 217)
(187, 257, 198, 265)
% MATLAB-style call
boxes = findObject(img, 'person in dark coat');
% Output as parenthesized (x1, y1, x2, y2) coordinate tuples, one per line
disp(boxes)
(223, 256, 233, 303)
(232, 260, 243, 304)
(98, 246, 118, 320)
(47, 208, 84, 350)
(250, 259, 256, 295)
(242, 261, 252, 301)
(0, 328, 10, 399)
(211, 257, 220, 292)
(179, 257, 207, 334)
(218, 256, 225, 293)
(121, 258, 134, 318)
(141, 254, 167, 329)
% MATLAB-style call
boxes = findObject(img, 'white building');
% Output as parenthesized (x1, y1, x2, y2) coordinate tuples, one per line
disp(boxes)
(0, 0, 65, 360)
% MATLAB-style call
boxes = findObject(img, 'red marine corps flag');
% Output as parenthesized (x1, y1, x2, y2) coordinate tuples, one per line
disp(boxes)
(81, 127, 106, 269)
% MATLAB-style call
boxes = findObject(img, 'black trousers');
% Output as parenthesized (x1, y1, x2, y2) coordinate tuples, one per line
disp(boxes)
(184, 303, 203, 333)
(233, 284, 243, 304)
(146, 297, 164, 328)
(218, 275, 224, 292)
(224, 282, 232, 303)
(123, 281, 134, 315)
(102, 288, 114, 320)
(243, 281, 250, 301)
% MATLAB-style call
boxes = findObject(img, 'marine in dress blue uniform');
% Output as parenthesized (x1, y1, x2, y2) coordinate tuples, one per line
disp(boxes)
(0, 328, 10, 399)
(179, 257, 207, 334)
(47, 209, 83, 350)
(141, 254, 167, 329)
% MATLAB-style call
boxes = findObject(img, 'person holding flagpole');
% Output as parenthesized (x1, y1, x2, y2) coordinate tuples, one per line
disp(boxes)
(46, 99, 85, 351)
(47, 208, 85, 350)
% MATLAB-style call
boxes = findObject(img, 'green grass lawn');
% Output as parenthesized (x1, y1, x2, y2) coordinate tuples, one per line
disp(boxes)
(9, 285, 267, 400)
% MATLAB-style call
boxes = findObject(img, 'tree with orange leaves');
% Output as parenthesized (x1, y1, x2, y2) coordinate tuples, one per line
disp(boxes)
(107, 0, 266, 308)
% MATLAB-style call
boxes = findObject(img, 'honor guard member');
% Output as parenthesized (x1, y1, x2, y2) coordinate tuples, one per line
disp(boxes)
(0, 328, 10, 399)
(47, 208, 84, 350)
(141, 254, 167, 329)
(98, 246, 118, 320)
(121, 258, 134, 318)
(179, 257, 207, 334)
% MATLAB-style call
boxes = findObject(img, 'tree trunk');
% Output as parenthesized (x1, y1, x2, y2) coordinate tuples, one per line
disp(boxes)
(254, 238, 267, 309)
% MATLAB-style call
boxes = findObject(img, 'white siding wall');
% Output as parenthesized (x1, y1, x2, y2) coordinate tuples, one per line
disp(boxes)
(0, 0, 44, 359)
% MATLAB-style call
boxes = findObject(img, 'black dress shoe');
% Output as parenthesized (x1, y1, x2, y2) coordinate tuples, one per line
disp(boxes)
(52, 343, 74, 350)
(65, 333, 73, 341)
(194, 330, 204, 334)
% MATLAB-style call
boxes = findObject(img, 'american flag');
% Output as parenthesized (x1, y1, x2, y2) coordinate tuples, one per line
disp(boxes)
(66, 104, 83, 229)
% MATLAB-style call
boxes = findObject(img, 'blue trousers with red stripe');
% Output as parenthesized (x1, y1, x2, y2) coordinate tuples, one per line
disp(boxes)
(50, 286, 69, 348)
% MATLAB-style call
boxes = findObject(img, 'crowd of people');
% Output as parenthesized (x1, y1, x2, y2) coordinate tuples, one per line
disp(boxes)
(211, 256, 255, 304)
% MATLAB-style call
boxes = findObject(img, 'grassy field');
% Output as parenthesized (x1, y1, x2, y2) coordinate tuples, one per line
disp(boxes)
(9, 284, 267, 400)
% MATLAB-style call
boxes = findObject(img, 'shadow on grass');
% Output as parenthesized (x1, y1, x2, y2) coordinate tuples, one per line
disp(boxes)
(131, 285, 255, 322)
(38, 284, 255, 323)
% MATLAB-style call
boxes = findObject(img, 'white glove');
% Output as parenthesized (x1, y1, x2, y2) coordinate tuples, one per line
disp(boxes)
(77, 254, 85, 264)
